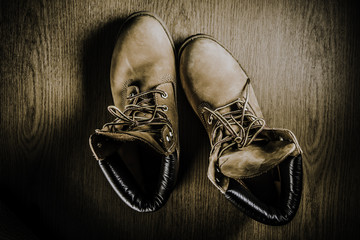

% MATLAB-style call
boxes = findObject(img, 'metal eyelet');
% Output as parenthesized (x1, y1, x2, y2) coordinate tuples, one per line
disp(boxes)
(208, 115, 213, 125)
(161, 92, 168, 99)
(162, 105, 168, 111)
(166, 136, 170, 142)
(169, 132, 173, 137)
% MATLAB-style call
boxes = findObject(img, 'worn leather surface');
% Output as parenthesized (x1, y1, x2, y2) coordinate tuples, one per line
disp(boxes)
(89, 12, 179, 212)
(110, 12, 178, 147)
(179, 34, 303, 225)
(218, 127, 302, 179)
(219, 140, 296, 179)
(179, 35, 264, 124)
(110, 12, 176, 110)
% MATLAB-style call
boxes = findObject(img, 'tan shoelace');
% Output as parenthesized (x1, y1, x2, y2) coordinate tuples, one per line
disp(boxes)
(204, 79, 266, 158)
(101, 89, 173, 135)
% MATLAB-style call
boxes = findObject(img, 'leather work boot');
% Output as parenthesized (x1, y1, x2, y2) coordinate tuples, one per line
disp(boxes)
(179, 34, 303, 225)
(89, 12, 179, 212)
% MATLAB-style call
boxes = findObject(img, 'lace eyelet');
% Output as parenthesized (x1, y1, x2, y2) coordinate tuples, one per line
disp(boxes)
(161, 92, 168, 99)
(162, 105, 168, 111)
(166, 136, 170, 142)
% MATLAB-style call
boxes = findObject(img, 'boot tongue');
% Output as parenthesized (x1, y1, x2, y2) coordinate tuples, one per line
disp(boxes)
(218, 130, 296, 179)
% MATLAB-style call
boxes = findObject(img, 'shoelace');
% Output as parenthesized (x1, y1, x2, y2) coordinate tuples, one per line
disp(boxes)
(204, 79, 266, 158)
(102, 89, 173, 135)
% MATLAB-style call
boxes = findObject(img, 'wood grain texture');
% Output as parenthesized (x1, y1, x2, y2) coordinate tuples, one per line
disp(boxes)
(1, 0, 359, 239)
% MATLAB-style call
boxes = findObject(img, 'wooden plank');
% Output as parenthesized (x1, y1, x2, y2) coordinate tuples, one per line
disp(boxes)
(0, 0, 359, 239)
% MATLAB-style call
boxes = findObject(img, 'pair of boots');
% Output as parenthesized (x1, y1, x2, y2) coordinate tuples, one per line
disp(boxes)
(89, 12, 303, 226)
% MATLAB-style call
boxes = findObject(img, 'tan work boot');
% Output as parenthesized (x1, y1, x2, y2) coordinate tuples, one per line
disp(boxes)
(179, 34, 303, 225)
(89, 12, 179, 212)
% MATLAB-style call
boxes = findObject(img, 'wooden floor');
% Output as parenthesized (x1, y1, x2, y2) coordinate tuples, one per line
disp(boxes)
(1, 0, 359, 239)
